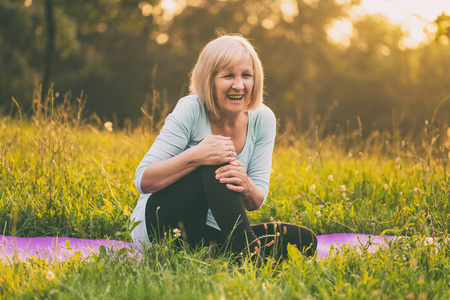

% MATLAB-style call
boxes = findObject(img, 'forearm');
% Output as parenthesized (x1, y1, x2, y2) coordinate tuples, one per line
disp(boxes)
(140, 147, 200, 193)
(140, 135, 237, 193)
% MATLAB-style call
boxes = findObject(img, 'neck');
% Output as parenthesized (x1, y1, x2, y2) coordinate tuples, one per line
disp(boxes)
(211, 111, 245, 127)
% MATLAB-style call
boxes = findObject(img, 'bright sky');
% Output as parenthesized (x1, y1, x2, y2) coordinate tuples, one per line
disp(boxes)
(328, 0, 450, 48)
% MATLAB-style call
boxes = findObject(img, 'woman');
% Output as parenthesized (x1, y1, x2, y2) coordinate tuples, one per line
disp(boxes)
(131, 35, 317, 260)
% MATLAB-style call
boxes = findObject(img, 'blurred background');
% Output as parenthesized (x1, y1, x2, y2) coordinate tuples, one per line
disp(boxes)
(1, 0, 449, 136)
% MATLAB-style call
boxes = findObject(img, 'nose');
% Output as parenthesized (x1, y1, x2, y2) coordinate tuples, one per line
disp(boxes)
(231, 77, 244, 90)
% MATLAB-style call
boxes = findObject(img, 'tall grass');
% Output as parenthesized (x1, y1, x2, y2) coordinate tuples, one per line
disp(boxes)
(1, 92, 449, 299)
(1, 91, 149, 239)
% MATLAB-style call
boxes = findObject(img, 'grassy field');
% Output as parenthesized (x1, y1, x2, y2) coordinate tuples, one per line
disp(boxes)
(1, 97, 449, 299)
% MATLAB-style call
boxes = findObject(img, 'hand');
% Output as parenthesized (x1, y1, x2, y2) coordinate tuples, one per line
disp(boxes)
(215, 160, 252, 194)
(194, 135, 237, 166)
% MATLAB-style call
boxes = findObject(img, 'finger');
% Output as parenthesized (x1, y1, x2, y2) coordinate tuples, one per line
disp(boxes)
(220, 169, 243, 179)
(220, 151, 236, 160)
(223, 142, 235, 151)
(215, 166, 243, 177)
(221, 160, 244, 169)
(218, 175, 245, 185)
(222, 156, 236, 164)
(226, 164, 245, 172)
(229, 160, 243, 167)
(225, 183, 245, 193)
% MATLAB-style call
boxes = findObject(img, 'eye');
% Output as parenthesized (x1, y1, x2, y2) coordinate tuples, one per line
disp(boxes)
(243, 73, 253, 77)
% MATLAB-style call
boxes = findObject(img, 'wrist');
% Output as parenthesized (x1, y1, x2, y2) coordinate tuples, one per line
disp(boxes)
(242, 180, 264, 210)
(243, 179, 255, 197)
(185, 146, 202, 168)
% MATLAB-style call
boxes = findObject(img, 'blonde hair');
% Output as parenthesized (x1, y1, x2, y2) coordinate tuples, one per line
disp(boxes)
(189, 35, 264, 119)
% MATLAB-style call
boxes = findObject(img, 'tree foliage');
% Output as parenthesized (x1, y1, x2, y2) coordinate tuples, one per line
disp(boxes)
(1, 0, 449, 135)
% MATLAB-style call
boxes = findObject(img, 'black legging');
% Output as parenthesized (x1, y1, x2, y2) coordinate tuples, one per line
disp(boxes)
(145, 164, 317, 258)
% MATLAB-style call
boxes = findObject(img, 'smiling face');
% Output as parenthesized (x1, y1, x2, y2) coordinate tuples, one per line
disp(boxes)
(213, 55, 254, 118)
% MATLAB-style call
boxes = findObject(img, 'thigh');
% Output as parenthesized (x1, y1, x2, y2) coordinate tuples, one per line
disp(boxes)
(200, 165, 250, 235)
(145, 168, 209, 245)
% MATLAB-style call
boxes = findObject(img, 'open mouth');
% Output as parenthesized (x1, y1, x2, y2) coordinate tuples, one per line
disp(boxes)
(227, 94, 244, 101)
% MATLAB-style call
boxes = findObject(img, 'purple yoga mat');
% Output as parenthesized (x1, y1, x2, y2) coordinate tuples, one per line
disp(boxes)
(1, 233, 398, 263)
(0, 235, 140, 263)
(316, 233, 397, 258)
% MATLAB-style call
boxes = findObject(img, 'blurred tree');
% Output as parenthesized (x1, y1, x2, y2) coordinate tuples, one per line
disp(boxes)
(150, 0, 359, 138)
(0, 0, 44, 112)
(1, 0, 448, 136)
(328, 15, 406, 132)
(255, 0, 358, 138)
(434, 13, 450, 43)
(42, 0, 55, 104)
(0, 0, 160, 123)
(48, 0, 161, 123)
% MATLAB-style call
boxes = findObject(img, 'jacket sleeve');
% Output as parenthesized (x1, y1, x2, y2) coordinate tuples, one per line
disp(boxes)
(134, 97, 200, 194)
(246, 106, 277, 209)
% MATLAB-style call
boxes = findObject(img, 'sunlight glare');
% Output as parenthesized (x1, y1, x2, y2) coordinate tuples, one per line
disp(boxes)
(141, 4, 153, 17)
(359, 0, 450, 48)
(261, 18, 276, 30)
(156, 33, 169, 44)
(326, 18, 353, 47)
(161, 0, 179, 14)
(280, 0, 299, 23)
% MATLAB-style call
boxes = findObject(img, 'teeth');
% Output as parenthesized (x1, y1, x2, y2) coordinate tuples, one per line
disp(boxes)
(228, 95, 243, 100)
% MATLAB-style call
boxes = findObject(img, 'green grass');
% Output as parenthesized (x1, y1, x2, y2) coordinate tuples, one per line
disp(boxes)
(1, 97, 449, 299)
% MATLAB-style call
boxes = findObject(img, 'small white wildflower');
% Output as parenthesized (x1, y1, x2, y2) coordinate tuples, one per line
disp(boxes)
(104, 121, 113, 132)
(328, 175, 334, 181)
(173, 228, 181, 238)
(46, 270, 56, 281)
(340, 185, 346, 192)
(307, 258, 313, 264)
(414, 187, 421, 194)
(262, 283, 268, 290)
(316, 210, 322, 218)
(309, 184, 316, 192)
